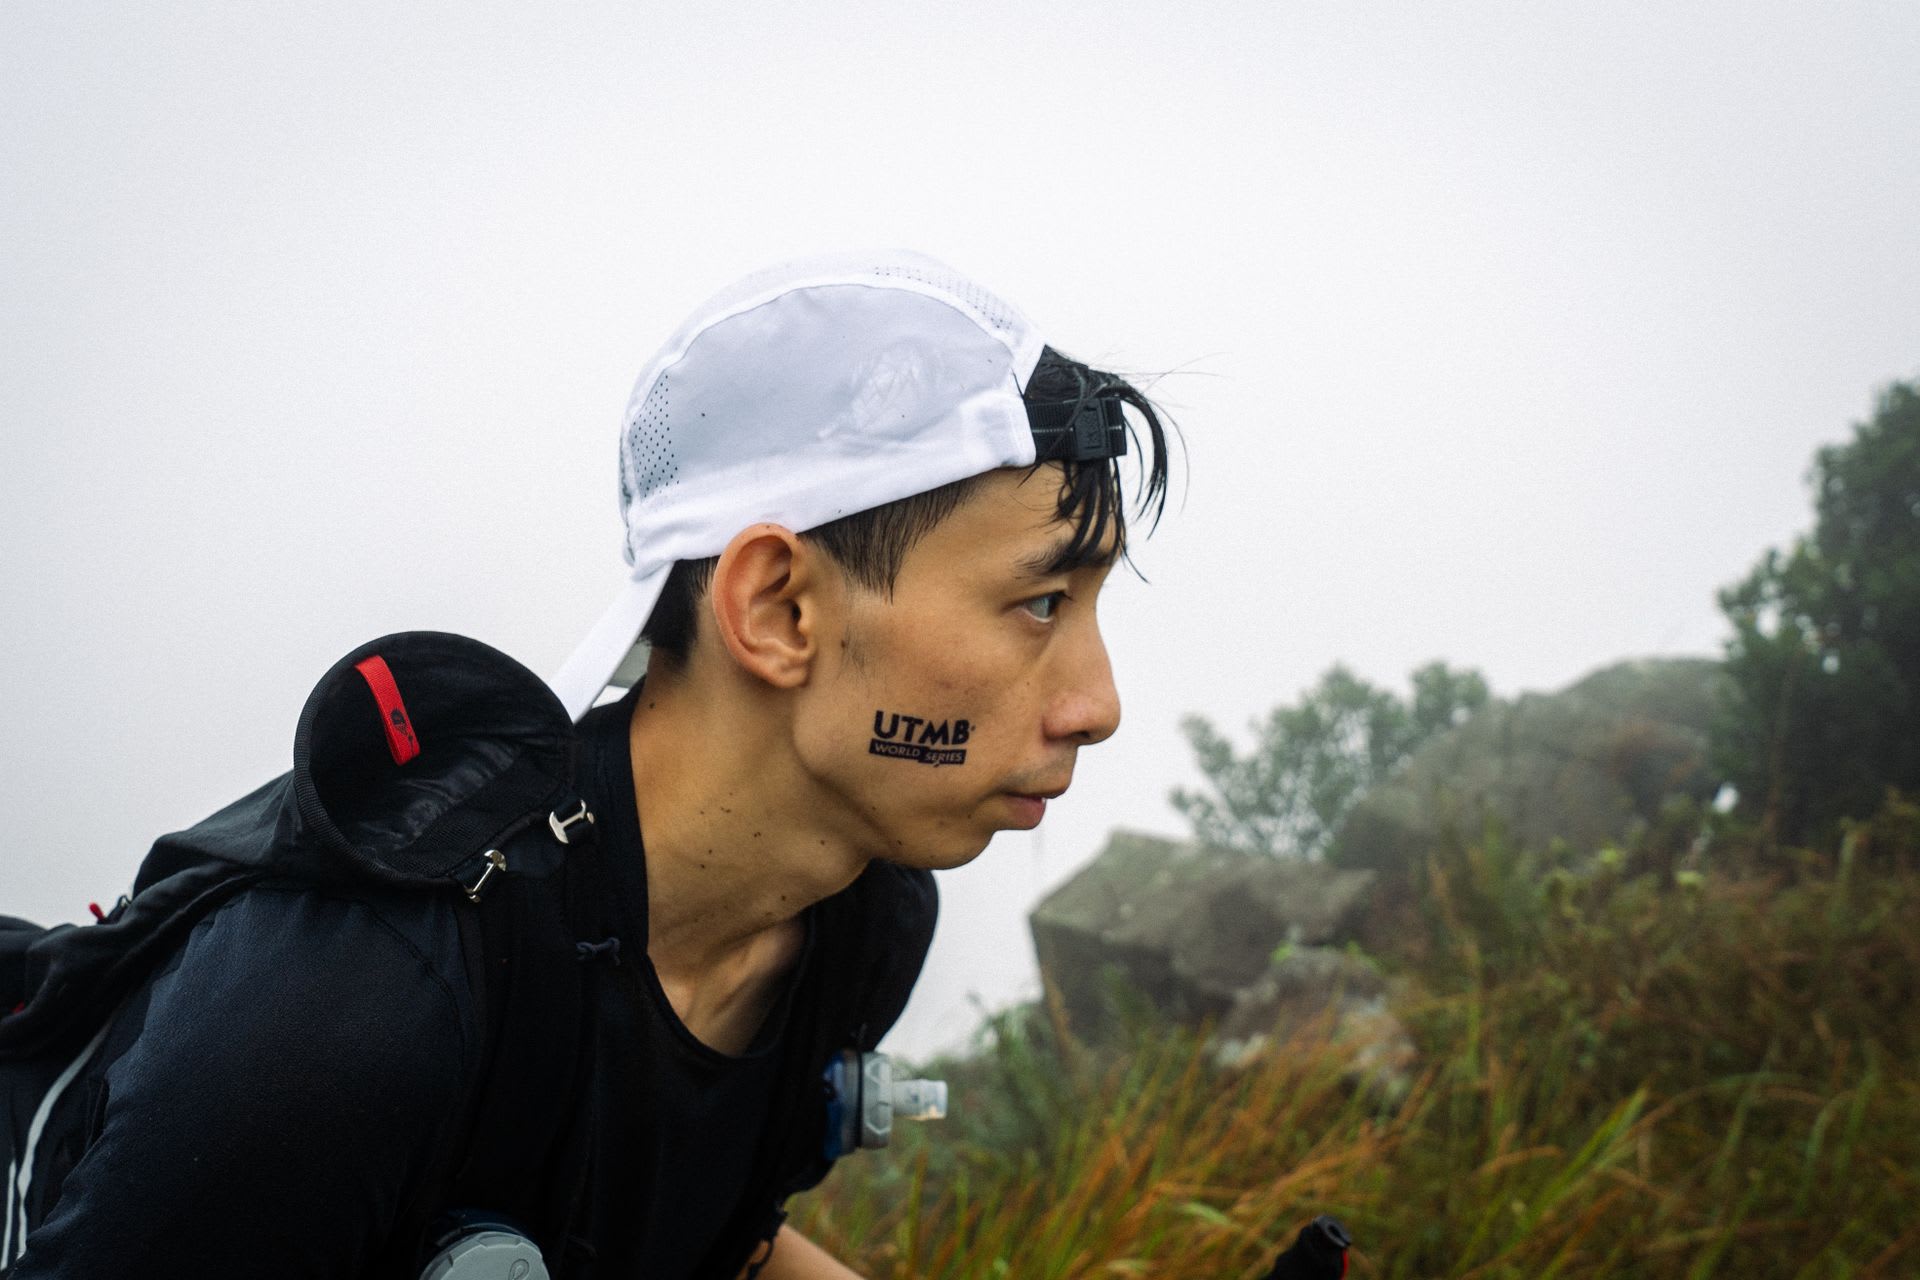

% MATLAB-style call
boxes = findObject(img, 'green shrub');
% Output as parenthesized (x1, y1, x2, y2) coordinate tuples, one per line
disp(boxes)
(794, 803, 1920, 1278)
(1717, 380, 1920, 845)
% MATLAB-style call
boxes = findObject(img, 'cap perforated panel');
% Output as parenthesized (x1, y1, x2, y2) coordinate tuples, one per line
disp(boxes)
(628, 371, 679, 503)
(869, 263, 1021, 339)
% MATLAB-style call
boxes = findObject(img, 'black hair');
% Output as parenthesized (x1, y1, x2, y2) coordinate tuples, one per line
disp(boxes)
(641, 345, 1173, 667)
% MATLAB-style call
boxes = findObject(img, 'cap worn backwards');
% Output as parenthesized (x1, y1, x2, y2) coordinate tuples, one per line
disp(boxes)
(549, 250, 1050, 721)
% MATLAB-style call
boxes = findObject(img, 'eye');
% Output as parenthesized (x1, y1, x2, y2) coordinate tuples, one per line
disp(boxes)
(1022, 591, 1069, 622)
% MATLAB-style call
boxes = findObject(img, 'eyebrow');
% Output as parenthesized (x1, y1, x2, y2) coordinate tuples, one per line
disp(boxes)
(1015, 535, 1123, 580)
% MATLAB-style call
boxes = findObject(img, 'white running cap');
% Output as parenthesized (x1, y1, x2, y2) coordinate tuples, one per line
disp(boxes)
(550, 250, 1049, 720)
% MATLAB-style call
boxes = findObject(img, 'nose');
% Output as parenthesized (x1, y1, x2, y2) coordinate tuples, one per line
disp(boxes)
(1045, 621, 1121, 747)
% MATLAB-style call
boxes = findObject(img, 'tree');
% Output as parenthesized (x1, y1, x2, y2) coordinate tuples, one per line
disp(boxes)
(1717, 380, 1920, 843)
(1171, 661, 1489, 858)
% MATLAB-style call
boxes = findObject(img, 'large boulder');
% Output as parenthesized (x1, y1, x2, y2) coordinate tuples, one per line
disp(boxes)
(1331, 656, 1726, 873)
(1029, 830, 1374, 1043)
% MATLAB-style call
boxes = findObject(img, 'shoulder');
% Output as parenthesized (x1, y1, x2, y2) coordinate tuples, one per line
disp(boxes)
(180, 880, 469, 991)
(92, 883, 479, 1205)
(135, 881, 479, 1094)
(19, 886, 482, 1275)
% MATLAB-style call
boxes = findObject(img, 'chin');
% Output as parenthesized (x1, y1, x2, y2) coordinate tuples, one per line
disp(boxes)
(884, 829, 995, 873)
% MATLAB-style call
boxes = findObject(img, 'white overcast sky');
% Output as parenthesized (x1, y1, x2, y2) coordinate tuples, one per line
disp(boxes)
(4, 2, 1916, 1057)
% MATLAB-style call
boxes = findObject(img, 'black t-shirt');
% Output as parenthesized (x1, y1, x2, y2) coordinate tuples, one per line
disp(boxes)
(16, 691, 818, 1279)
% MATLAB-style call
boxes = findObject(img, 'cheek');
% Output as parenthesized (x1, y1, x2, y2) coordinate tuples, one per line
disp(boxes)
(811, 603, 1036, 786)
(856, 683, 1000, 775)
(835, 672, 1023, 795)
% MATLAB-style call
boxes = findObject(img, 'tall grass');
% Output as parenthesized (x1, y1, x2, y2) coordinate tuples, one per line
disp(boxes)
(792, 798, 1920, 1277)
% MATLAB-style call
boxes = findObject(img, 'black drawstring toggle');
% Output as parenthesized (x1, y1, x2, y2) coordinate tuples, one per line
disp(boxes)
(576, 937, 622, 965)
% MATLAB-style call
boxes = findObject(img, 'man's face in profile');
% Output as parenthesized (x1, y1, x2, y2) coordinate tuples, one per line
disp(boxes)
(790, 464, 1123, 871)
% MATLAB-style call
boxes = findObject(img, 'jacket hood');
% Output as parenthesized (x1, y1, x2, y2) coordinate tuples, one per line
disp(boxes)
(138, 631, 578, 892)
(5, 632, 579, 1058)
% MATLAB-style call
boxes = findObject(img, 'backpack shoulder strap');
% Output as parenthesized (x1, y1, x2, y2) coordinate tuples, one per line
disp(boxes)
(842, 862, 938, 1051)
(429, 787, 612, 1273)
(698, 860, 941, 1280)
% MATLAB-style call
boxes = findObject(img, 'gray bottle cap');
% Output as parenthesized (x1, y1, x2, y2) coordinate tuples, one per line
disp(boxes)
(418, 1229, 550, 1280)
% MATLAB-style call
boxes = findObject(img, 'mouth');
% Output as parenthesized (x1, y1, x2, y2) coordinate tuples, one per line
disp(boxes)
(1002, 783, 1069, 830)
(1002, 794, 1047, 828)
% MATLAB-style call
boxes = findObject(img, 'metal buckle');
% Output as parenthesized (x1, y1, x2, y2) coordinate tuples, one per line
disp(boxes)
(462, 849, 507, 903)
(549, 799, 595, 845)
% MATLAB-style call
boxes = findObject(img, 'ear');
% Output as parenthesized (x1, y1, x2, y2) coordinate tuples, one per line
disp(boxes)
(708, 524, 833, 689)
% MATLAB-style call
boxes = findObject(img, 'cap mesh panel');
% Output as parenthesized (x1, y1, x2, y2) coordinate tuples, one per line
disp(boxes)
(869, 264, 1019, 337)
(630, 371, 678, 503)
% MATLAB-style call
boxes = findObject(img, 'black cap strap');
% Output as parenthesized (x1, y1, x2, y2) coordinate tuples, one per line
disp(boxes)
(1029, 397, 1128, 462)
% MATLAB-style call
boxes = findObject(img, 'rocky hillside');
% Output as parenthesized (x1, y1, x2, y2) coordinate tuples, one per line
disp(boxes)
(1027, 657, 1727, 1082)
(1331, 656, 1725, 871)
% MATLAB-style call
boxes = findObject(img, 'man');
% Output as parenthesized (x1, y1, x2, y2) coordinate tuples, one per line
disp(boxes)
(2, 251, 1171, 1278)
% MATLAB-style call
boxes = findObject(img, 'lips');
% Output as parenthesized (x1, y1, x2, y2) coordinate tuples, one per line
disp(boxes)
(1003, 793, 1048, 830)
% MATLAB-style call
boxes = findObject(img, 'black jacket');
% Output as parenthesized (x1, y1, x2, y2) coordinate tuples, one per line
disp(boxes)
(1, 633, 936, 1278)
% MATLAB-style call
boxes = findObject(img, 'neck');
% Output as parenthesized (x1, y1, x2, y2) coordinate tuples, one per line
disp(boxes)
(624, 663, 868, 979)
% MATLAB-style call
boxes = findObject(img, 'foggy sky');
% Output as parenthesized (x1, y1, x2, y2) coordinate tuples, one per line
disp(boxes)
(4, 1, 1916, 1057)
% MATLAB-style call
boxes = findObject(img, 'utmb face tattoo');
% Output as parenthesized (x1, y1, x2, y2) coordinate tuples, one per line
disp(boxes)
(870, 709, 972, 767)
